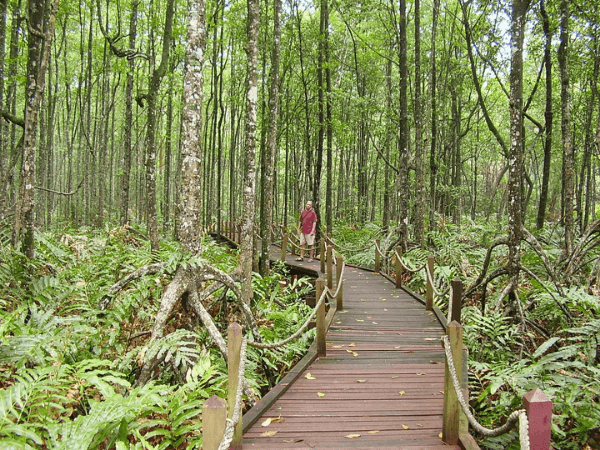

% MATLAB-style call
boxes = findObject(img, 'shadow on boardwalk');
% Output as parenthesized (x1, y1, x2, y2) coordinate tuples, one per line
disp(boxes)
(241, 249, 460, 450)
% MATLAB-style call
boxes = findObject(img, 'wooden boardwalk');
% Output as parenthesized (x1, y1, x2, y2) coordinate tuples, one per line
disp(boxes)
(241, 251, 460, 449)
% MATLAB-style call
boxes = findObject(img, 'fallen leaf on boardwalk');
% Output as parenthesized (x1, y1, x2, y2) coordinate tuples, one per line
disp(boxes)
(317, 392, 326, 397)
(439, 433, 443, 438)
(381, 299, 387, 302)
(391, 376, 398, 379)
(417, 424, 423, 427)
(384, 309, 388, 311)
(397, 332, 403, 335)
(367, 316, 372, 319)
(305, 372, 316, 380)
(395, 345, 402, 349)
(352, 352, 359, 357)
(345, 434, 361, 439)
(424, 337, 438, 341)
(346, 349, 353, 353)
(398, 390, 405, 396)
(261, 430, 278, 437)
(372, 322, 378, 324)
(417, 373, 426, 375)
(349, 342, 356, 347)
(261, 416, 282, 427)
(332, 345, 343, 348)
(440, 390, 444, 394)
(356, 379, 367, 383)
(402, 424, 410, 430)
(356, 319, 364, 322)
(368, 430, 380, 434)
(283, 439, 303, 443)
(428, 312, 433, 316)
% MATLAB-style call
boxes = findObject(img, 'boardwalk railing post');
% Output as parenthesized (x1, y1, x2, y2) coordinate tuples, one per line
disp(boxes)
(336, 255, 344, 311)
(320, 239, 325, 273)
(316, 277, 326, 356)
(202, 395, 227, 450)
(523, 388, 552, 450)
(451, 278, 463, 323)
(443, 321, 462, 445)
(228, 323, 243, 449)
(375, 239, 381, 273)
(426, 256, 434, 310)
(395, 246, 402, 288)
(326, 241, 333, 289)
(281, 233, 289, 261)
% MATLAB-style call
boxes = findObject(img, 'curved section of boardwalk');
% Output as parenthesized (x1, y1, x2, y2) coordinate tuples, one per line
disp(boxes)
(243, 254, 460, 449)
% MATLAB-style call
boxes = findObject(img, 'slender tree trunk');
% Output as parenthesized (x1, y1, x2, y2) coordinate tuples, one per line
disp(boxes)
(260, 0, 281, 274)
(14, 0, 58, 257)
(413, 0, 425, 245)
(0, 0, 6, 218)
(558, 0, 574, 254)
(179, 0, 206, 254)
(324, 0, 332, 233)
(536, 0, 552, 230)
(145, 0, 175, 252)
(240, 0, 259, 306)
(507, 0, 530, 283)
(398, 0, 409, 248)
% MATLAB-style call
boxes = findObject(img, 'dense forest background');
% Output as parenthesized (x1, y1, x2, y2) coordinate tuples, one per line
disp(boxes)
(2, 0, 600, 447)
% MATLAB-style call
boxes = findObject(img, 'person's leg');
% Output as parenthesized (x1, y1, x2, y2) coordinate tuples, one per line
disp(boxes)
(298, 233, 306, 260)
(309, 244, 314, 261)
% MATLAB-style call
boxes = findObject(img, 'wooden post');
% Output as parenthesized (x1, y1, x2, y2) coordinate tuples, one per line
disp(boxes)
(395, 246, 402, 288)
(451, 278, 463, 323)
(320, 239, 325, 273)
(227, 323, 243, 449)
(442, 321, 462, 445)
(375, 238, 381, 273)
(281, 233, 288, 261)
(326, 243, 333, 289)
(316, 278, 326, 356)
(336, 255, 344, 311)
(426, 256, 434, 310)
(460, 346, 469, 434)
(523, 388, 552, 450)
(202, 395, 227, 450)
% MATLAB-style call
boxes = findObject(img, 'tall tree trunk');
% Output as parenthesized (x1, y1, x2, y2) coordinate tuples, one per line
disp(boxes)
(14, 0, 57, 257)
(179, 0, 206, 254)
(120, 1, 137, 226)
(507, 0, 530, 284)
(558, 0, 574, 254)
(145, 0, 175, 252)
(398, 0, 409, 248)
(240, 0, 259, 306)
(324, 0, 332, 233)
(0, 0, 6, 218)
(536, 0, 552, 230)
(413, 0, 425, 245)
(163, 82, 173, 231)
(260, 0, 281, 274)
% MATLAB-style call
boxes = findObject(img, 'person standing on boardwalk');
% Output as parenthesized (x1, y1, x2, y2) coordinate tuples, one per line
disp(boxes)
(297, 201, 317, 262)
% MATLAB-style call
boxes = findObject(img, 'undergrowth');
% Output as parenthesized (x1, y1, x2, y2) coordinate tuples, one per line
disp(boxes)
(0, 224, 314, 449)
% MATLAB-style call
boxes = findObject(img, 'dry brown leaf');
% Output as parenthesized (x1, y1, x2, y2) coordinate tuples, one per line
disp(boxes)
(261, 418, 273, 427)
(283, 439, 303, 443)
(345, 434, 361, 439)
(372, 322, 378, 324)
(317, 392, 325, 397)
(346, 349, 353, 353)
(417, 372, 426, 376)
(398, 390, 406, 396)
(356, 379, 367, 383)
(367, 430, 380, 434)
(352, 351, 359, 357)
(417, 424, 423, 427)
(349, 342, 356, 347)
(395, 345, 402, 349)
(333, 345, 343, 348)
(356, 319, 364, 322)
(439, 432, 443, 438)
(261, 430, 278, 437)
(305, 373, 316, 380)
(402, 424, 410, 430)
(424, 337, 438, 341)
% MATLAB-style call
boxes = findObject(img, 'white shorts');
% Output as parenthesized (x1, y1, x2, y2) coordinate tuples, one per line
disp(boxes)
(300, 233, 315, 246)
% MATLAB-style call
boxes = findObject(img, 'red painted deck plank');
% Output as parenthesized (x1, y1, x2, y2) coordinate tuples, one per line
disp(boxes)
(242, 252, 460, 449)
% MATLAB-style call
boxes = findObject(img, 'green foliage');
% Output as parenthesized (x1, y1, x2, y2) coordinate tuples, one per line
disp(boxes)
(0, 226, 314, 448)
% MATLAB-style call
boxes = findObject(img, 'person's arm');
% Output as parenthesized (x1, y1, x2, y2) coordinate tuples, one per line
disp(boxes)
(311, 213, 317, 235)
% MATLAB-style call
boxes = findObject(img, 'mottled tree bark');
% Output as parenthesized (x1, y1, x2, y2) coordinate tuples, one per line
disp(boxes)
(260, 0, 281, 274)
(398, 0, 409, 248)
(179, 0, 206, 254)
(13, 0, 58, 258)
(413, 0, 425, 246)
(240, 0, 259, 306)
(558, 0, 574, 254)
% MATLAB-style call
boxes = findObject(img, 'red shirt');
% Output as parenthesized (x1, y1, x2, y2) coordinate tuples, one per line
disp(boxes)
(300, 209, 317, 234)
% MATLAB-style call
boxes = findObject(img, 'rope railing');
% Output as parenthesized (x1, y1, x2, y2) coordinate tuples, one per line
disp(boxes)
(203, 228, 346, 449)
